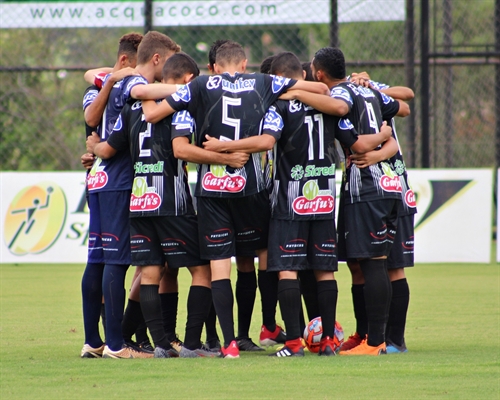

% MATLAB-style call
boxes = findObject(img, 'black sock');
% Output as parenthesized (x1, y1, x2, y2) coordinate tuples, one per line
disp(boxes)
(140, 284, 170, 350)
(277, 279, 302, 341)
(81, 262, 104, 348)
(360, 259, 392, 346)
(160, 292, 178, 342)
(121, 299, 143, 342)
(102, 264, 128, 351)
(236, 270, 257, 338)
(184, 286, 212, 350)
(352, 284, 368, 337)
(298, 269, 320, 321)
(205, 302, 219, 343)
(100, 303, 106, 339)
(386, 278, 410, 346)
(211, 279, 235, 347)
(317, 280, 338, 338)
(258, 270, 278, 331)
(135, 321, 149, 344)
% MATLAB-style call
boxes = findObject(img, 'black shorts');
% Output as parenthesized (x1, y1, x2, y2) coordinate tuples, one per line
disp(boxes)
(88, 191, 131, 265)
(130, 215, 208, 268)
(387, 213, 415, 269)
(196, 191, 270, 260)
(267, 219, 338, 272)
(337, 199, 399, 259)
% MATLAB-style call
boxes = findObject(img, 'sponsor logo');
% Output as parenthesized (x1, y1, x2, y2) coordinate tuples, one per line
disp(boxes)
(125, 76, 148, 96)
(172, 110, 194, 131)
(202, 165, 246, 193)
(263, 107, 284, 132)
(315, 239, 336, 253)
(331, 86, 352, 103)
(292, 180, 334, 215)
(271, 75, 291, 94)
(161, 238, 187, 252)
(280, 238, 306, 253)
(172, 84, 191, 102)
(131, 100, 142, 111)
(338, 118, 354, 130)
(206, 228, 232, 243)
(113, 114, 123, 131)
(304, 164, 335, 178)
(370, 225, 388, 240)
(130, 177, 161, 212)
(380, 92, 392, 104)
(405, 189, 417, 208)
(288, 99, 302, 113)
(134, 161, 164, 174)
(3, 182, 66, 256)
(401, 237, 414, 250)
(380, 175, 402, 193)
(87, 158, 107, 190)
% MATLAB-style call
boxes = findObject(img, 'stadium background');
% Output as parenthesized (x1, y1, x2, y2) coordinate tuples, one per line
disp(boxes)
(0, 0, 497, 174)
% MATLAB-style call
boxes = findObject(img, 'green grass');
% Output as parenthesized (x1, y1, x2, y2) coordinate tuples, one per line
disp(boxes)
(1, 262, 499, 399)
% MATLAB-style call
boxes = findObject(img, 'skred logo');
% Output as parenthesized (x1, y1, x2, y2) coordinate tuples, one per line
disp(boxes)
(380, 175, 402, 193)
(130, 192, 161, 212)
(292, 195, 334, 215)
(405, 189, 417, 208)
(87, 172, 108, 190)
(202, 172, 246, 192)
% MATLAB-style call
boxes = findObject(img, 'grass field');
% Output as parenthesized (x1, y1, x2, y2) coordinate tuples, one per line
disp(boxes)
(1, 261, 498, 399)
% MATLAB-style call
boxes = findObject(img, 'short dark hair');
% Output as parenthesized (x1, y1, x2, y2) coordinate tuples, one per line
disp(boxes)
(208, 39, 229, 70)
(302, 62, 314, 81)
(117, 32, 143, 61)
(162, 52, 200, 81)
(313, 47, 346, 80)
(270, 52, 303, 80)
(137, 31, 181, 65)
(215, 41, 246, 67)
(259, 55, 275, 74)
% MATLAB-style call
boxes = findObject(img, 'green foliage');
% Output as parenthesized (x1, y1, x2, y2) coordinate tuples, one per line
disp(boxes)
(0, 262, 499, 399)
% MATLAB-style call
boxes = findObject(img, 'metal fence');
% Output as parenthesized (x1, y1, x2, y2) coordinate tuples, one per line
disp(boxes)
(0, 0, 497, 171)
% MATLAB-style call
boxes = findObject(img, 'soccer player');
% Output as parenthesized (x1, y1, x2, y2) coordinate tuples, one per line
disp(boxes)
(142, 41, 330, 358)
(308, 47, 409, 355)
(80, 32, 143, 358)
(82, 31, 181, 359)
(202, 51, 394, 357)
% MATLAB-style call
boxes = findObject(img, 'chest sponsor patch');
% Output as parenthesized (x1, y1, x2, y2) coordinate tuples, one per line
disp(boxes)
(202, 165, 246, 193)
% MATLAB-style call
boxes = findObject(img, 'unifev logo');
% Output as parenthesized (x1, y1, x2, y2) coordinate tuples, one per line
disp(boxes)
(202, 165, 246, 193)
(292, 180, 334, 215)
(87, 157, 108, 190)
(130, 177, 161, 212)
(3, 182, 66, 256)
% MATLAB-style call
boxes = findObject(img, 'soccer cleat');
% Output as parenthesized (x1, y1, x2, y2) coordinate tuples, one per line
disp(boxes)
(340, 332, 363, 351)
(154, 346, 180, 358)
(102, 344, 154, 359)
(339, 339, 387, 356)
(179, 344, 220, 358)
(138, 339, 154, 353)
(318, 336, 337, 356)
(204, 339, 221, 352)
(259, 324, 287, 347)
(269, 345, 304, 357)
(170, 336, 183, 353)
(386, 340, 408, 354)
(220, 340, 240, 359)
(80, 343, 105, 358)
(236, 337, 265, 351)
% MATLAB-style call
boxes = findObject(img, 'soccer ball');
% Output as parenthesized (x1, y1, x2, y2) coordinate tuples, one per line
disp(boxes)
(303, 317, 344, 353)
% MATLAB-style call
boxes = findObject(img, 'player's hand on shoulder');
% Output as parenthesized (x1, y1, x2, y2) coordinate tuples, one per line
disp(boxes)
(86, 131, 101, 154)
(109, 67, 139, 83)
(350, 71, 371, 87)
(81, 152, 95, 170)
(226, 152, 250, 169)
(379, 121, 392, 140)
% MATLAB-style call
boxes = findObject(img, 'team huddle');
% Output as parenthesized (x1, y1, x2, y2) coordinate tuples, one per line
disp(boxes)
(80, 31, 416, 359)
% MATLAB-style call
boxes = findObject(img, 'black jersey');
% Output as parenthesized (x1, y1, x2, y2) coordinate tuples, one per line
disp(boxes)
(262, 99, 358, 220)
(83, 85, 99, 136)
(166, 72, 297, 198)
(87, 75, 149, 193)
(106, 100, 195, 217)
(331, 82, 401, 204)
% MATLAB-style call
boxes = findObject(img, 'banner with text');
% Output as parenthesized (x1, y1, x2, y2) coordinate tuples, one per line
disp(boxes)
(0, 0, 405, 28)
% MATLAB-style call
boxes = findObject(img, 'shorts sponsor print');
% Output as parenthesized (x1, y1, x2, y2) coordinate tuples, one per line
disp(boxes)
(387, 213, 415, 269)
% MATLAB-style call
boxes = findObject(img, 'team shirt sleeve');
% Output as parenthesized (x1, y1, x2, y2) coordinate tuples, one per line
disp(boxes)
(335, 118, 359, 149)
(330, 86, 353, 112)
(171, 110, 195, 141)
(261, 104, 284, 142)
(166, 80, 197, 112)
(376, 91, 400, 121)
(82, 85, 99, 111)
(122, 75, 149, 101)
(106, 109, 130, 152)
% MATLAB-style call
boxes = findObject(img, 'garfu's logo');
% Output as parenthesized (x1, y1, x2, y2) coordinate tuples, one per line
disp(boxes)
(202, 165, 246, 193)
(379, 162, 402, 193)
(3, 182, 66, 256)
(405, 189, 417, 208)
(87, 157, 108, 190)
(130, 177, 161, 212)
(292, 180, 334, 215)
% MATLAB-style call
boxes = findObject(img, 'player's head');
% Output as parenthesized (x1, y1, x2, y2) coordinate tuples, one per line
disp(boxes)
(302, 62, 314, 82)
(312, 47, 346, 83)
(116, 32, 143, 68)
(208, 39, 229, 73)
(137, 31, 181, 80)
(260, 55, 276, 74)
(162, 52, 200, 84)
(214, 41, 247, 73)
(270, 52, 304, 80)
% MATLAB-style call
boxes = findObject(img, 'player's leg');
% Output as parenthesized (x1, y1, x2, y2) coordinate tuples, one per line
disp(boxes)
(204, 302, 220, 350)
(121, 269, 149, 349)
(160, 265, 181, 349)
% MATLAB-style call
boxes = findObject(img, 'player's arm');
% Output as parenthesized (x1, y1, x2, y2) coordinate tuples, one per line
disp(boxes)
(288, 80, 330, 95)
(84, 67, 113, 85)
(380, 86, 414, 101)
(348, 121, 393, 154)
(142, 99, 176, 124)
(203, 134, 276, 154)
(81, 152, 95, 170)
(172, 137, 249, 169)
(86, 131, 117, 159)
(350, 136, 399, 168)
(130, 83, 179, 100)
(84, 68, 138, 127)
(280, 90, 349, 117)
(395, 99, 411, 117)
